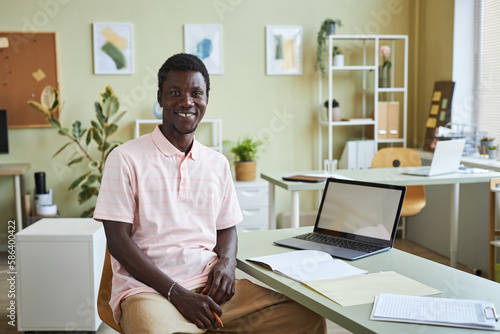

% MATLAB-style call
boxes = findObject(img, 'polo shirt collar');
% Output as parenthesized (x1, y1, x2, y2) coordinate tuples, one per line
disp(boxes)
(151, 125, 198, 160)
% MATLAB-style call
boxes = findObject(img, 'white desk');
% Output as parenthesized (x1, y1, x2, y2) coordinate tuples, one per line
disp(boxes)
(237, 227, 500, 334)
(261, 168, 500, 267)
(0, 163, 30, 231)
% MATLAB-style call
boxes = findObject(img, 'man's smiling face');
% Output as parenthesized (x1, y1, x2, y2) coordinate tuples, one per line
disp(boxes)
(158, 70, 208, 136)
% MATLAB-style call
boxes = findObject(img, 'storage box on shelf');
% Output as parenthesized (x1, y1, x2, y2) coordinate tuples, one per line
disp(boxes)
(318, 35, 408, 169)
(235, 180, 269, 233)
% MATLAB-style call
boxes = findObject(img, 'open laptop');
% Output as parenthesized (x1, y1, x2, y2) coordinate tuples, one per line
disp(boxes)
(274, 178, 406, 260)
(402, 139, 466, 176)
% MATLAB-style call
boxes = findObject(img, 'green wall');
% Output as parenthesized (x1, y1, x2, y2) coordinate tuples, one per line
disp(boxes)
(0, 0, 454, 244)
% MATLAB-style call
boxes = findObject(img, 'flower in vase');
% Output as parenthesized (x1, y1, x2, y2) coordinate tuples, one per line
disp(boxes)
(379, 45, 392, 69)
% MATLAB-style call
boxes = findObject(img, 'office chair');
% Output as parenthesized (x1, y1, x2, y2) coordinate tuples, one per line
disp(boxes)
(371, 147, 426, 239)
(97, 247, 124, 333)
(489, 178, 500, 281)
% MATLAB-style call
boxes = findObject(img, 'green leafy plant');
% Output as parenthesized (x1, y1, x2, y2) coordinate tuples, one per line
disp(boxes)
(28, 85, 126, 217)
(332, 46, 342, 57)
(315, 19, 342, 76)
(226, 137, 265, 162)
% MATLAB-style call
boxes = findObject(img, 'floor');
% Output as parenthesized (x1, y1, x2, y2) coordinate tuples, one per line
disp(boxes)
(0, 237, 484, 334)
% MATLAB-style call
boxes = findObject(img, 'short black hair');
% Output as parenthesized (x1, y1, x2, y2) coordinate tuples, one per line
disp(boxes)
(158, 53, 210, 97)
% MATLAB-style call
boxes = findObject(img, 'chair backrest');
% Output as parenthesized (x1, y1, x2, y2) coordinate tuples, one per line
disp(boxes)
(371, 147, 422, 168)
(97, 247, 124, 333)
(489, 178, 500, 280)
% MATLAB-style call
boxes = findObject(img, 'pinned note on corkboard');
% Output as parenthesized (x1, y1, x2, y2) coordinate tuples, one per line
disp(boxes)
(0, 31, 59, 128)
(423, 81, 455, 152)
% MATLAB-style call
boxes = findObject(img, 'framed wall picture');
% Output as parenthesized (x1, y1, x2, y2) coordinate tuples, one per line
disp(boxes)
(266, 26, 303, 75)
(184, 24, 223, 75)
(92, 22, 134, 75)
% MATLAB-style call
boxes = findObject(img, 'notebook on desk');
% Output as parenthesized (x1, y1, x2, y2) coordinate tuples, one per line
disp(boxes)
(402, 139, 466, 176)
(274, 178, 406, 260)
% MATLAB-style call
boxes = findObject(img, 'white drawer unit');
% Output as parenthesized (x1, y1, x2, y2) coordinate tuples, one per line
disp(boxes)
(235, 180, 269, 233)
(16, 218, 106, 332)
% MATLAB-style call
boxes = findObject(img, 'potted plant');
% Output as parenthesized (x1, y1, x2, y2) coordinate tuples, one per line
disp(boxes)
(332, 46, 344, 67)
(227, 137, 265, 181)
(480, 137, 495, 156)
(488, 145, 497, 160)
(324, 99, 341, 121)
(315, 19, 342, 76)
(27, 85, 126, 217)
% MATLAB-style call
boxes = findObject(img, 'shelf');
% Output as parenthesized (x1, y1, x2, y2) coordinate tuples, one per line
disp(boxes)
(318, 35, 408, 168)
(330, 65, 377, 71)
(320, 120, 375, 126)
(134, 118, 223, 153)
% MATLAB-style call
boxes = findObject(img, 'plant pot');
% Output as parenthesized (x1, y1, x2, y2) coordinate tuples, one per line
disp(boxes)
(480, 140, 495, 156)
(333, 54, 344, 67)
(234, 161, 256, 181)
(325, 107, 341, 121)
(328, 22, 336, 35)
(489, 149, 497, 160)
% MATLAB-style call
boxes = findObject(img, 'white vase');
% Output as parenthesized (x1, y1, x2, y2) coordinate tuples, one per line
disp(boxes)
(333, 54, 344, 67)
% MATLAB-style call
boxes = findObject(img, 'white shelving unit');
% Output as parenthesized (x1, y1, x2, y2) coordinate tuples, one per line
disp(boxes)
(135, 118, 223, 153)
(318, 35, 408, 168)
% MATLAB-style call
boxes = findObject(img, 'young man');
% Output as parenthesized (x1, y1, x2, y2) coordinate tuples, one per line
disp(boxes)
(94, 53, 326, 333)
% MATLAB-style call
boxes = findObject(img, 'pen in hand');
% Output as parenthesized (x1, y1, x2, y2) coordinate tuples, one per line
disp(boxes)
(200, 293, 224, 327)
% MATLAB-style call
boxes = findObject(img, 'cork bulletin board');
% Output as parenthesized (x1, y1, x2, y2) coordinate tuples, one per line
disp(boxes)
(0, 31, 59, 128)
(423, 81, 455, 151)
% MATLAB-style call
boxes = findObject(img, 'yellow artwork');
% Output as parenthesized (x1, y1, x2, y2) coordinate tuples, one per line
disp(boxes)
(282, 38, 295, 70)
(101, 26, 129, 50)
(426, 118, 437, 128)
(432, 91, 441, 102)
(430, 104, 439, 115)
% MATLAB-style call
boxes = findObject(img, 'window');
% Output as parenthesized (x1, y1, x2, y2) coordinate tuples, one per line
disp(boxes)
(477, 0, 500, 141)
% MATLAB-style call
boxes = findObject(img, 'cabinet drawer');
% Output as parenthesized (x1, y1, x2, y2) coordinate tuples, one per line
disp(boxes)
(238, 206, 268, 231)
(236, 186, 268, 207)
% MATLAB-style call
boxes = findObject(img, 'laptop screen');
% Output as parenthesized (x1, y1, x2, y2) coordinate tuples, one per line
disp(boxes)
(315, 178, 406, 244)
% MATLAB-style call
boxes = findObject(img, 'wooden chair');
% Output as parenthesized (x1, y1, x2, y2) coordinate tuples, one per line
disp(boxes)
(371, 147, 427, 239)
(489, 178, 500, 281)
(97, 247, 124, 333)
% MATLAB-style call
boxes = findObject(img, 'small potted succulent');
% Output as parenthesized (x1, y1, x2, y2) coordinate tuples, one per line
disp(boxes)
(324, 99, 341, 121)
(332, 46, 344, 67)
(480, 137, 495, 156)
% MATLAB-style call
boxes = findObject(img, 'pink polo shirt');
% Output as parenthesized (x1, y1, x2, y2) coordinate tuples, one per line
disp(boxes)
(93, 125, 242, 323)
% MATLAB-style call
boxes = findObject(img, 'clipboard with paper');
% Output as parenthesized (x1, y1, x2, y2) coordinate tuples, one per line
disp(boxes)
(371, 293, 500, 331)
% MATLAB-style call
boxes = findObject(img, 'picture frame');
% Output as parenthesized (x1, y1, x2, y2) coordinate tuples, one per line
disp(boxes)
(184, 24, 223, 75)
(266, 26, 303, 75)
(92, 22, 134, 75)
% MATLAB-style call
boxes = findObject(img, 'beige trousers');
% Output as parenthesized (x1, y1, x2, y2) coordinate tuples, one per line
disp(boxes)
(120, 279, 326, 334)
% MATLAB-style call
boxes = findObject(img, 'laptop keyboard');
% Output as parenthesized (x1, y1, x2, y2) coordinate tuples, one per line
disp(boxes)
(294, 233, 384, 253)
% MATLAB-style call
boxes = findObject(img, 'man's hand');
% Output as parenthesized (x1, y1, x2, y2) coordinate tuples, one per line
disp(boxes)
(202, 256, 236, 304)
(170, 285, 223, 330)
(202, 226, 238, 304)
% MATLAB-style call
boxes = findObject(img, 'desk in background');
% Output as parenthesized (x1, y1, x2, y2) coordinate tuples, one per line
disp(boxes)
(0, 163, 29, 231)
(261, 168, 500, 268)
(237, 227, 500, 334)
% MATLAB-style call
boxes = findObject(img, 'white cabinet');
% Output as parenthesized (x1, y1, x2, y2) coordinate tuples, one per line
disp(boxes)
(134, 118, 223, 153)
(235, 181, 269, 233)
(318, 35, 408, 168)
(16, 218, 106, 332)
